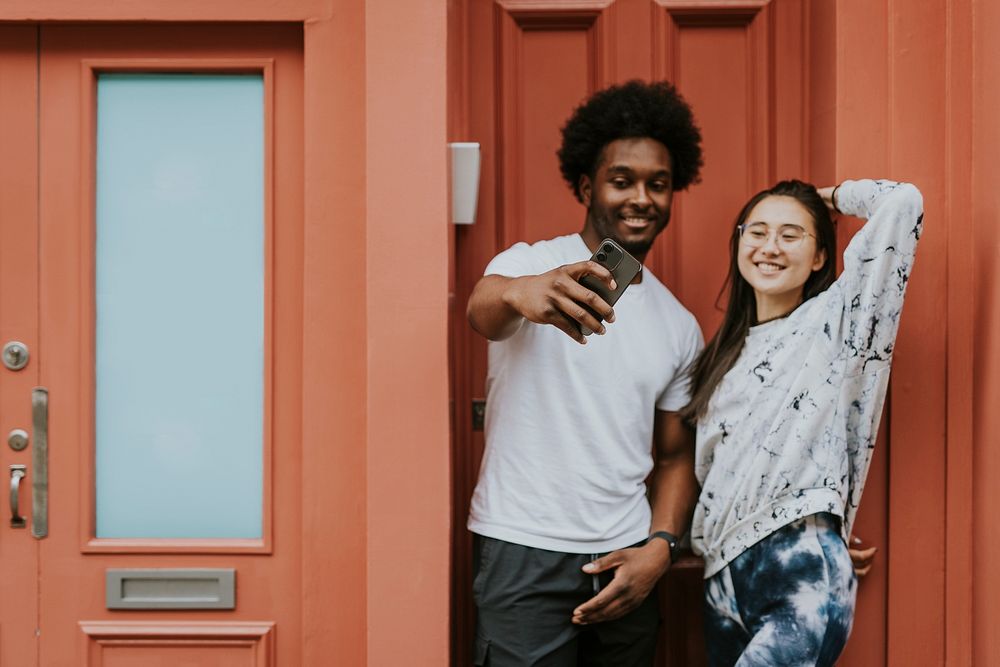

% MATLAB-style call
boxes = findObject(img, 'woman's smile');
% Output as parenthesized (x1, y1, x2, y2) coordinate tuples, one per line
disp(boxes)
(754, 261, 786, 275)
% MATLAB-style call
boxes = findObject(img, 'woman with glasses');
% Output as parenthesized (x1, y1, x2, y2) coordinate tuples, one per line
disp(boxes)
(680, 179, 923, 666)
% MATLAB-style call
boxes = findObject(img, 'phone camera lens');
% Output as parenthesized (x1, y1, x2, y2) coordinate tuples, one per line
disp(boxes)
(596, 252, 607, 262)
(602, 245, 614, 254)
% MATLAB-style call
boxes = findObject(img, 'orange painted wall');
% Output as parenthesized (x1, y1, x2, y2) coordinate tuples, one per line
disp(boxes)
(303, 2, 450, 664)
(829, 0, 984, 664)
(302, 7, 369, 666)
(829, 1, 977, 664)
(973, 0, 1000, 663)
(364, 1, 451, 665)
(945, 0, 975, 665)
(304, 1, 451, 663)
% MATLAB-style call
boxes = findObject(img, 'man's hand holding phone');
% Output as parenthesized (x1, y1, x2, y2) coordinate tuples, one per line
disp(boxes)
(467, 239, 640, 343)
(502, 261, 617, 344)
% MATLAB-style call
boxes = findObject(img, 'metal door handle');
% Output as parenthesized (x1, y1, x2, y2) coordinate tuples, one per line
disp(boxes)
(10, 465, 26, 528)
(31, 388, 48, 539)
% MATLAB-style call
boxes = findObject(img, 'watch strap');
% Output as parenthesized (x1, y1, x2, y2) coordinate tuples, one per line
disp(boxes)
(647, 530, 681, 562)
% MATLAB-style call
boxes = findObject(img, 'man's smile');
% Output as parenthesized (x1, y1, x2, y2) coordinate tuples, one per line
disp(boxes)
(621, 214, 656, 230)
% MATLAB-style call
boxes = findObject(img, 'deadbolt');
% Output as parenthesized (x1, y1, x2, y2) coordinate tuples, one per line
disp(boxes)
(2, 341, 29, 371)
(8, 429, 28, 452)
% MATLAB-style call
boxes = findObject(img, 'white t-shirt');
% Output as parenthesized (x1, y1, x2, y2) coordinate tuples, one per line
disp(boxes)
(468, 233, 703, 553)
(691, 180, 923, 578)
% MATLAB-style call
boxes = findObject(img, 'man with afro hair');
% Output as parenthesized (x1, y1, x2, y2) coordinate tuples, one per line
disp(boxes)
(466, 80, 704, 666)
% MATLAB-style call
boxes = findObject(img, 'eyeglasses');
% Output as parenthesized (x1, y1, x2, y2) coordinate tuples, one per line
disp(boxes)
(737, 222, 816, 250)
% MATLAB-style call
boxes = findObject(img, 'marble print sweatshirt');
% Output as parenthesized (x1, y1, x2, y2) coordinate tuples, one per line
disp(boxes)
(691, 179, 924, 578)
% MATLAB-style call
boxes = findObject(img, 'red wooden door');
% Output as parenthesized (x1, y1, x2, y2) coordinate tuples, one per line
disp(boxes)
(0, 24, 304, 666)
(451, 1, 888, 664)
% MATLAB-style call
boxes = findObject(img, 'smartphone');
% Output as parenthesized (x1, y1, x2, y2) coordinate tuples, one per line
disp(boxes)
(577, 238, 642, 335)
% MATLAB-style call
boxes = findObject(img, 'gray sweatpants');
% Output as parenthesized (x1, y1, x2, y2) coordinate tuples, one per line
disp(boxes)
(472, 534, 660, 667)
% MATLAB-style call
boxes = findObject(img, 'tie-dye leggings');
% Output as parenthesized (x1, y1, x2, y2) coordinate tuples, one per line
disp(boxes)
(703, 513, 857, 667)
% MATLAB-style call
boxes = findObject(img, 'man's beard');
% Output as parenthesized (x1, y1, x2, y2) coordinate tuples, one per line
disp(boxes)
(587, 206, 669, 257)
(617, 237, 656, 257)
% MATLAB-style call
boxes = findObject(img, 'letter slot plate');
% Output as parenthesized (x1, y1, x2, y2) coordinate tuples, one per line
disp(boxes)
(106, 568, 235, 610)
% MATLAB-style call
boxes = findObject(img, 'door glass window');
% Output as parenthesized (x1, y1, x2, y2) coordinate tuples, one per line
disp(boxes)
(94, 73, 264, 539)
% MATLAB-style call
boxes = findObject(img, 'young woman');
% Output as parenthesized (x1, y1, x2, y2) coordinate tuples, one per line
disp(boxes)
(682, 179, 923, 666)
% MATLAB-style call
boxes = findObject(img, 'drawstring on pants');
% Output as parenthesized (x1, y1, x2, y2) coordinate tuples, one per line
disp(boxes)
(590, 554, 600, 594)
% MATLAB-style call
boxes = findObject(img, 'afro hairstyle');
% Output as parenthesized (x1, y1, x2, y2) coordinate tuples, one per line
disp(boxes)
(557, 80, 703, 202)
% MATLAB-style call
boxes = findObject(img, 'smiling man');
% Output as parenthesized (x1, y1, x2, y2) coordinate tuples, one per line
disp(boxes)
(466, 81, 705, 666)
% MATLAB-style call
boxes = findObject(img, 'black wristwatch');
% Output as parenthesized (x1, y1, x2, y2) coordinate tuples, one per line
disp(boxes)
(647, 530, 681, 563)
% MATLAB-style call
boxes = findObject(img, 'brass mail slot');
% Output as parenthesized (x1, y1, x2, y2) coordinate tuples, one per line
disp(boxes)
(106, 568, 235, 610)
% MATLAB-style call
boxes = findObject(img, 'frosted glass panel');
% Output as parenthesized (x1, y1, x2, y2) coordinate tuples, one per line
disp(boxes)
(95, 74, 264, 539)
